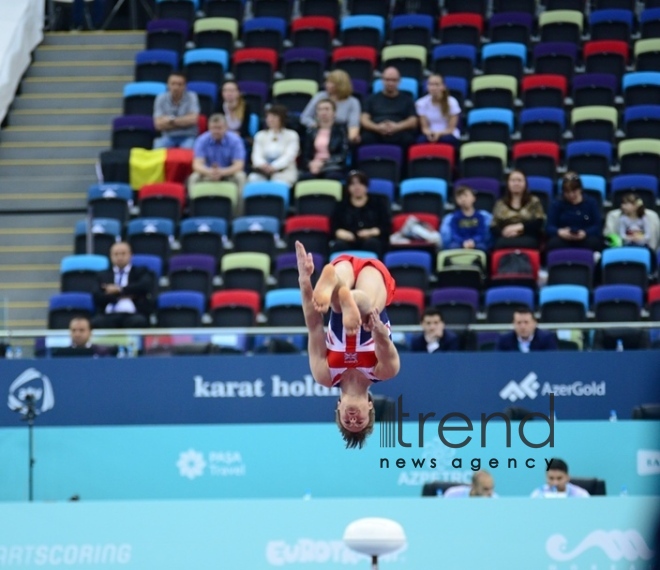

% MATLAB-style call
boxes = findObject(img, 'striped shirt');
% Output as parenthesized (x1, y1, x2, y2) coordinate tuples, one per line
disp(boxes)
(326, 309, 391, 386)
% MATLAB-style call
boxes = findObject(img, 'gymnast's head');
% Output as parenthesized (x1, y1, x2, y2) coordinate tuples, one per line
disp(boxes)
(335, 392, 375, 449)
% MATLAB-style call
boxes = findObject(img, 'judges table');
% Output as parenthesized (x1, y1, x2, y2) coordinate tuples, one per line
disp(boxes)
(0, 0, 44, 124)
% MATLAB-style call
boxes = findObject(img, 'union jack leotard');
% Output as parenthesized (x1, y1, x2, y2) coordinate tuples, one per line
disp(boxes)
(326, 309, 392, 386)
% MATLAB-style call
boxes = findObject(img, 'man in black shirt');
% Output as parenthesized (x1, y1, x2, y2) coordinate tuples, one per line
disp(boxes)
(360, 67, 418, 149)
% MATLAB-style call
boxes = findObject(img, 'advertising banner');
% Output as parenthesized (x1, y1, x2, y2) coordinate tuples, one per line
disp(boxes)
(0, 351, 658, 427)
(0, 497, 657, 570)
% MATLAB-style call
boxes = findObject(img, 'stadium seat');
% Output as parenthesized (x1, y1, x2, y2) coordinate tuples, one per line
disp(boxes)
(126, 218, 174, 266)
(48, 293, 95, 329)
(539, 10, 584, 44)
(155, 0, 197, 24)
(512, 142, 560, 180)
(407, 143, 455, 181)
(453, 176, 500, 212)
(489, 12, 533, 46)
(431, 44, 477, 82)
(443, 0, 486, 14)
(242, 17, 287, 51)
(460, 142, 508, 181)
(444, 76, 468, 109)
(539, 284, 589, 323)
(301, 0, 340, 18)
(123, 82, 166, 116)
(618, 138, 660, 178)
(221, 252, 271, 294)
(584, 40, 629, 79)
(232, 48, 278, 84)
(357, 145, 403, 184)
(294, 179, 342, 217)
(399, 178, 447, 218)
(527, 176, 554, 212)
(189, 181, 237, 221)
(60, 254, 109, 293)
(623, 105, 660, 139)
(265, 289, 305, 327)
(565, 140, 613, 179)
(132, 254, 163, 282)
(533, 42, 578, 83)
(74, 218, 121, 257)
(193, 17, 238, 53)
(112, 116, 156, 150)
(467, 108, 515, 146)
(383, 250, 433, 291)
(272, 79, 319, 116)
(238, 80, 270, 112)
(602, 247, 651, 289)
(187, 81, 217, 117)
(623, 72, 660, 108)
(471, 74, 517, 109)
(547, 248, 595, 288)
(439, 13, 484, 48)
(436, 248, 487, 290)
(284, 215, 331, 258)
(168, 254, 215, 298)
(157, 291, 205, 327)
(146, 18, 189, 55)
(579, 174, 607, 207)
(210, 290, 261, 327)
(368, 178, 396, 202)
(291, 16, 335, 51)
(390, 14, 434, 48)
(232, 215, 280, 257)
(635, 38, 660, 72)
(139, 182, 186, 223)
(381, 45, 427, 81)
(87, 183, 132, 224)
(332, 46, 378, 79)
(640, 8, 660, 39)
(340, 15, 385, 49)
(521, 74, 567, 109)
(281, 48, 327, 84)
(183, 48, 228, 86)
(274, 251, 324, 288)
(242, 181, 290, 220)
(571, 105, 618, 142)
(329, 250, 379, 262)
(252, 0, 292, 19)
(482, 42, 527, 81)
(387, 287, 425, 325)
(520, 108, 565, 144)
(492, 0, 536, 15)
(179, 217, 227, 260)
(490, 248, 540, 290)
(485, 286, 535, 324)
(589, 8, 634, 42)
(429, 287, 479, 325)
(610, 174, 659, 209)
(572, 73, 618, 107)
(204, 0, 244, 19)
(594, 284, 643, 322)
(134, 49, 178, 83)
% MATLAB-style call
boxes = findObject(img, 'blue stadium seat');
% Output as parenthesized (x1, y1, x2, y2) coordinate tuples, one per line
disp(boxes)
(485, 286, 535, 324)
(565, 140, 613, 180)
(482, 42, 527, 81)
(157, 291, 206, 327)
(132, 254, 164, 279)
(74, 218, 121, 256)
(519, 107, 565, 144)
(368, 179, 395, 201)
(48, 293, 95, 329)
(372, 77, 418, 99)
(431, 44, 478, 81)
(123, 82, 167, 115)
(610, 174, 658, 209)
(242, 181, 290, 220)
(329, 250, 378, 261)
(467, 108, 515, 145)
(264, 288, 305, 327)
(383, 249, 433, 290)
(134, 49, 179, 82)
(399, 178, 447, 217)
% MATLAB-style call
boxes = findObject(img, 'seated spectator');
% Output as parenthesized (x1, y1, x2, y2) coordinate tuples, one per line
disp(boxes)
(410, 308, 460, 353)
(190, 114, 246, 192)
(153, 72, 200, 149)
(330, 170, 391, 258)
(300, 69, 361, 144)
(65, 316, 113, 357)
(546, 172, 602, 252)
(360, 67, 418, 149)
(300, 99, 349, 181)
(248, 105, 300, 187)
(415, 74, 461, 147)
(491, 170, 546, 250)
(92, 242, 154, 329)
(444, 471, 498, 498)
(496, 308, 558, 352)
(531, 458, 590, 498)
(219, 81, 252, 141)
(604, 193, 660, 274)
(445, 186, 491, 251)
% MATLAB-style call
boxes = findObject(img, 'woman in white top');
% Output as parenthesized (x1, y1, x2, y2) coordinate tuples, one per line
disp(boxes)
(300, 69, 362, 144)
(415, 74, 461, 146)
(248, 105, 300, 187)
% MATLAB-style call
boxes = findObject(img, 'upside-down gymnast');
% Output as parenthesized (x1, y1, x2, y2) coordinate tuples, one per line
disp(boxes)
(296, 241, 400, 448)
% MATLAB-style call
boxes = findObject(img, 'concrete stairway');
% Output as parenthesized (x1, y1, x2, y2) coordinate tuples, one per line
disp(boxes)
(0, 31, 145, 331)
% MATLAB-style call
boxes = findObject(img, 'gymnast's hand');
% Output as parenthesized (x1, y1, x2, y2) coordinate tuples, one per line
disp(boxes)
(295, 241, 314, 280)
(363, 308, 386, 337)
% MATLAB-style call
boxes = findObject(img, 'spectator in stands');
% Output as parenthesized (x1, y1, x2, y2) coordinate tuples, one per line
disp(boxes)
(66, 316, 113, 357)
(153, 72, 200, 149)
(531, 458, 590, 498)
(604, 193, 659, 274)
(415, 74, 461, 147)
(546, 172, 602, 252)
(330, 170, 391, 258)
(444, 471, 498, 498)
(190, 114, 246, 192)
(219, 81, 252, 141)
(410, 308, 460, 353)
(360, 67, 418, 149)
(496, 308, 558, 352)
(300, 99, 349, 181)
(445, 186, 491, 251)
(491, 170, 546, 250)
(300, 70, 362, 144)
(248, 105, 300, 187)
(92, 242, 154, 329)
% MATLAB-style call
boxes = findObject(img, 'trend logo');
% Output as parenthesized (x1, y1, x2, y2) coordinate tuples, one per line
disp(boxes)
(637, 449, 660, 476)
(7, 368, 55, 415)
(499, 372, 539, 402)
(176, 449, 206, 480)
(546, 530, 654, 562)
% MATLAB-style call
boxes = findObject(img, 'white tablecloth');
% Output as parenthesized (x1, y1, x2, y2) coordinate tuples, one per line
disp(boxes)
(0, 0, 44, 124)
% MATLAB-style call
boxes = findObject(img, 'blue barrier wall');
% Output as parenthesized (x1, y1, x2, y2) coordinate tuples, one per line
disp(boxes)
(0, 352, 658, 426)
(1, 421, 658, 502)
(0, 497, 656, 569)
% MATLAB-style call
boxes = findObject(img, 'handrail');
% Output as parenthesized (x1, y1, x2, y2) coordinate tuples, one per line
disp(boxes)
(1, 321, 658, 338)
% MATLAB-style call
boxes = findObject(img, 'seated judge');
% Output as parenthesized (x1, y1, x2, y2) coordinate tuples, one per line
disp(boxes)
(410, 308, 460, 352)
(92, 242, 154, 329)
(66, 316, 113, 357)
(496, 308, 557, 352)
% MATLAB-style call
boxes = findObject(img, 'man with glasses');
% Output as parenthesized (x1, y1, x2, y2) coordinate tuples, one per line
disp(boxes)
(360, 67, 418, 149)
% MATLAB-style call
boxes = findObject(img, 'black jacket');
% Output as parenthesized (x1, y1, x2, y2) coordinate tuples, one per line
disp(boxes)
(302, 123, 349, 173)
(93, 265, 154, 317)
(409, 331, 460, 352)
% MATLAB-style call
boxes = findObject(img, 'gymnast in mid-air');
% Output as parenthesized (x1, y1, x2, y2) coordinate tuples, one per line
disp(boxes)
(295, 240, 400, 448)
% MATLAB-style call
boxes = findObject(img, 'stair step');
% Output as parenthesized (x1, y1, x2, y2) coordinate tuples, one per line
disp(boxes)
(9, 112, 117, 128)
(12, 97, 122, 111)
(0, 162, 95, 178)
(35, 46, 143, 62)
(42, 31, 145, 46)
(26, 62, 134, 78)
(0, 147, 103, 161)
(20, 78, 130, 94)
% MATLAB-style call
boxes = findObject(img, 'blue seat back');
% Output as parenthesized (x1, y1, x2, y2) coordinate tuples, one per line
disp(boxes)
(74, 218, 122, 238)
(622, 72, 660, 91)
(180, 217, 228, 237)
(135, 49, 179, 68)
(329, 250, 378, 261)
(49, 292, 95, 312)
(589, 9, 634, 27)
(369, 179, 395, 201)
(88, 183, 133, 203)
(132, 254, 163, 278)
(340, 15, 386, 39)
(611, 174, 658, 196)
(520, 107, 566, 129)
(391, 14, 434, 33)
(539, 285, 589, 312)
(482, 42, 527, 66)
(243, 17, 287, 36)
(432, 44, 477, 64)
(527, 176, 554, 196)
(183, 48, 229, 69)
(602, 247, 651, 272)
(565, 140, 612, 160)
(265, 288, 303, 310)
(372, 77, 418, 99)
(123, 82, 167, 98)
(443, 76, 468, 100)
(467, 108, 515, 132)
(232, 215, 280, 235)
(624, 104, 660, 124)
(157, 291, 205, 313)
(127, 218, 175, 236)
(187, 81, 219, 105)
(242, 181, 290, 210)
(594, 284, 643, 306)
(60, 254, 109, 274)
(383, 250, 432, 273)
(580, 174, 607, 200)
(400, 178, 448, 202)
(485, 286, 535, 309)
